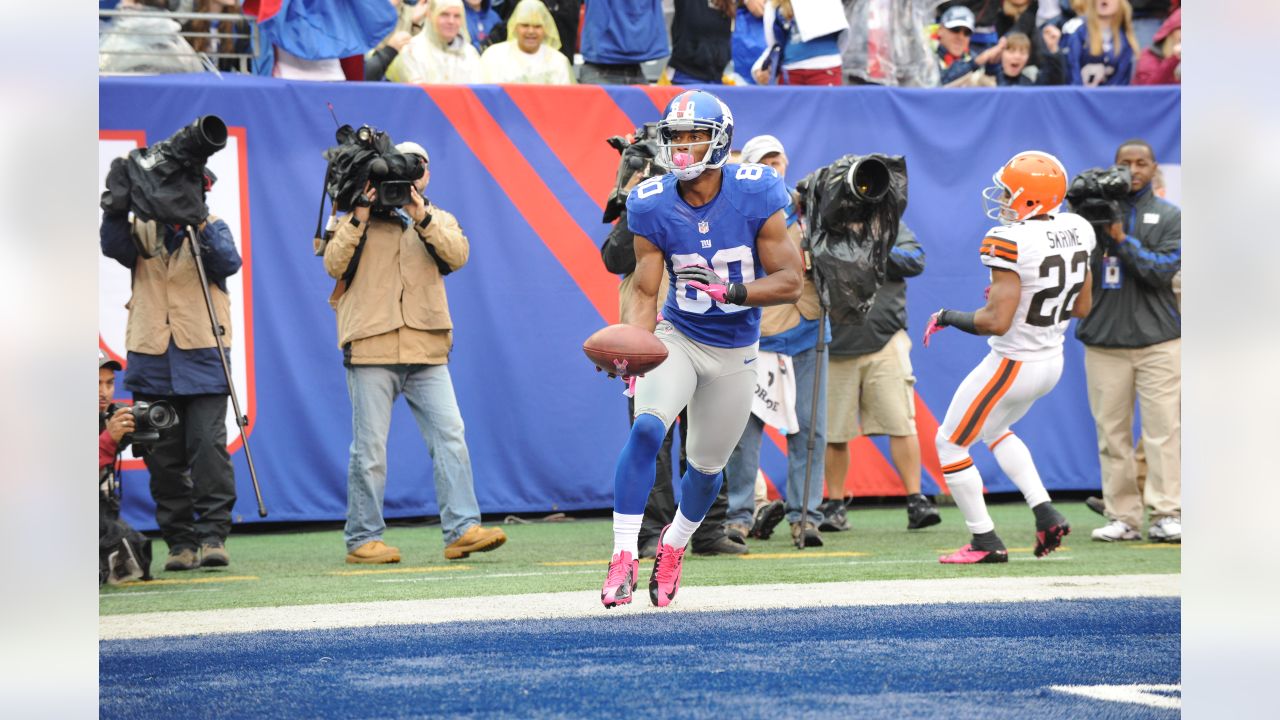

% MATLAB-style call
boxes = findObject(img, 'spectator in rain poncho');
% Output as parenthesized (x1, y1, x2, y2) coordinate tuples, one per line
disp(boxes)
(479, 0, 574, 84)
(387, 0, 482, 84)
(99, 1, 205, 74)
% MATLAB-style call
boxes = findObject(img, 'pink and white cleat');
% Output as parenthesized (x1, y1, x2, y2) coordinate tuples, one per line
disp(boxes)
(601, 551, 639, 608)
(649, 525, 686, 607)
(939, 543, 1009, 564)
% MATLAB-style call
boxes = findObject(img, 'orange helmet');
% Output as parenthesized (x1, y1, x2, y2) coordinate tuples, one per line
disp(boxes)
(982, 151, 1068, 225)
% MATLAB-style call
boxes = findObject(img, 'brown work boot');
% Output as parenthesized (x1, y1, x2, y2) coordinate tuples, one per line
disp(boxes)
(200, 540, 230, 567)
(724, 523, 751, 545)
(346, 540, 401, 564)
(164, 547, 200, 572)
(790, 521, 824, 548)
(444, 524, 507, 560)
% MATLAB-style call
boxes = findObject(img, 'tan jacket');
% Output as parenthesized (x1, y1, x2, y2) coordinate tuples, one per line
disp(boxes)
(324, 208, 469, 365)
(759, 221, 820, 338)
(125, 218, 233, 354)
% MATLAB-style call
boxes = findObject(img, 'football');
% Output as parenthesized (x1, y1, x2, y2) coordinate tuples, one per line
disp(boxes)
(582, 324, 668, 377)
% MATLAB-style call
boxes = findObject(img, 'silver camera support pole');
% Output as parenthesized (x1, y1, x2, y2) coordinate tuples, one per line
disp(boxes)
(796, 218, 828, 550)
(186, 226, 267, 517)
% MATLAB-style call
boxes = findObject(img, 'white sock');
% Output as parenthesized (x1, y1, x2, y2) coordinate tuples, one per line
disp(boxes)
(612, 512, 642, 557)
(662, 507, 702, 550)
(946, 469, 995, 535)
(990, 433, 1051, 508)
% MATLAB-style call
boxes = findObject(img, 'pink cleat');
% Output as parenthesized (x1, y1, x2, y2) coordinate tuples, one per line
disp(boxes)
(649, 525, 686, 607)
(601, 551, 639, 608)
(939, 543, 1009, 564)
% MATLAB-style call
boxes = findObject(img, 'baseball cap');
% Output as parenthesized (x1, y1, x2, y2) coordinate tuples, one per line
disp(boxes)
(741, 135, 786, 165)
(941, 6, 975, 32)
(99, 350, 122, 372)
(395, 141, 429, 165)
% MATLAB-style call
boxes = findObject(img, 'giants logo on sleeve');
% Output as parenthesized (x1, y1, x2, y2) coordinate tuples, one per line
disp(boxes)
(98, 128, 257, 470)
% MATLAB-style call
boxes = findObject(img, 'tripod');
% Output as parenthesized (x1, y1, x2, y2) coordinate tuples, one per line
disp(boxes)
(794, 235, 828, 550)
(186, 225, 267, 517)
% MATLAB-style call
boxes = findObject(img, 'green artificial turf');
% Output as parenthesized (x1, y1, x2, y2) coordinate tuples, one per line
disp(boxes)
(99, 502, 1180, 616)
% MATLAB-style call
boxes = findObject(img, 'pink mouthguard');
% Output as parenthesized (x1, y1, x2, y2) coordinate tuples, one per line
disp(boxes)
(672, 152, 693, 169)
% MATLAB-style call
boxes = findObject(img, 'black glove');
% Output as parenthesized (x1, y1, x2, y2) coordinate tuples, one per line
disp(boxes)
(675, 264, 747, 305)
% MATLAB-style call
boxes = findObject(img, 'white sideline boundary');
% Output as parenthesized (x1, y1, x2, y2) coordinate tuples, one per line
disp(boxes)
(100, 573, 1179, 641)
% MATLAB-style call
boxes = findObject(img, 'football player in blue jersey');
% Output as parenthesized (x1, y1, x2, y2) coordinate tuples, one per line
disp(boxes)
(601, 90, 805, 608)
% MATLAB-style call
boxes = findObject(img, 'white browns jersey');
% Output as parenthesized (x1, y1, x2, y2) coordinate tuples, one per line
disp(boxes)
(980, 213, 1097, 361)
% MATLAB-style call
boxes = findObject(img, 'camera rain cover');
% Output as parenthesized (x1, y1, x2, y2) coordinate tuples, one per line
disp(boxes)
(797, 154, 908, 325)
(322, 125, 424, 213)
(106, 116, 228, 227)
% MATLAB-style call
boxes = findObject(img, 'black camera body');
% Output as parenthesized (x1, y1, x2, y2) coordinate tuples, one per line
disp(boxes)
(101, 115, 228, 227)
(603, 122, 663, 224)
(1066, 165, 1132, 234)
(323, 124, 425, 213)
(125, 400, 180, 455)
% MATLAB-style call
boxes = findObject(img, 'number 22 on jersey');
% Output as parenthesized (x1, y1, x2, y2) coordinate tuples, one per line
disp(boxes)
(1026, 250, 1089, 326)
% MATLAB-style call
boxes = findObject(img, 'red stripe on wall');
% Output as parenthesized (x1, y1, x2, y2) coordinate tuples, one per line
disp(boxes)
(421, 86, 620, 324)
(641, 86, 685, 114)
(846, 436, 907, 497)
(765, 424, 905, 499)
(913, 390, 949, 493)
(502, 85, 638, 213)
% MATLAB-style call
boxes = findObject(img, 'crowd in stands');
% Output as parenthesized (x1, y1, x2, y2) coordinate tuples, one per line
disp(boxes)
(100, 0, 1180, 87)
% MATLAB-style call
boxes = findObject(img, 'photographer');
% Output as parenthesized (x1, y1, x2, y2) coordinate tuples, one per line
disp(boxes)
(100, 173, 241, 572)
(323, 140, 507, 564)
(99, 351, 152, 585)
(1077, 138, 1181, 544)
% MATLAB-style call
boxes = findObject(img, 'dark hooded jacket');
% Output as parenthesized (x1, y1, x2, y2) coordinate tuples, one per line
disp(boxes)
(1075, 185, 1181, 348)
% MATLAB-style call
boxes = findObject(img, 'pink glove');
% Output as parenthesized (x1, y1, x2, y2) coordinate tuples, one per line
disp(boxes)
(623, 375, 638, 398)
(676, 263, 730, 303)
(923, 311, 945, 348)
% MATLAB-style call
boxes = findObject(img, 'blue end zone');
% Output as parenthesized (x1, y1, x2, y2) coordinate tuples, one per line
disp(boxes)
(101, 597, 1179, 718)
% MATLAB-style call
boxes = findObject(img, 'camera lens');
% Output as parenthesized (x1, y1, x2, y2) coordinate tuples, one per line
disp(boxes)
(196, 115, 228, 152)
(145, 402, 179, 430)
(846, 158, 891, 203)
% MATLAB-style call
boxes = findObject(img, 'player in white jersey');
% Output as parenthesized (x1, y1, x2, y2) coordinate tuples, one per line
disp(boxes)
(922, 150, 1096, 564)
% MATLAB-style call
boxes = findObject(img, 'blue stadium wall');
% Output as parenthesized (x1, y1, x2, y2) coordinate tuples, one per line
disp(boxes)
(99, 76, 1181, 530)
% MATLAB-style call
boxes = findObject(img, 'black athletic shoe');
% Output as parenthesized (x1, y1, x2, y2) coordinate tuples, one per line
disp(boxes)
(749, 500, 786, 540)
(818, 499, 850, 532)
(1032, 502, 1071, 558)
(906, 494, 942, 530)
(1084, 496, 1106, 516)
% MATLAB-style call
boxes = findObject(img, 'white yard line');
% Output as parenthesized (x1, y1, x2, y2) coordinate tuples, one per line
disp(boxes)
(99, 573, 1178, 641)
(1049, 684, 1181, 709)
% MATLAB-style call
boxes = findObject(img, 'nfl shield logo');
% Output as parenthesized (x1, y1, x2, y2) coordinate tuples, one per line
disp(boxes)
(698, 220, 709, 234)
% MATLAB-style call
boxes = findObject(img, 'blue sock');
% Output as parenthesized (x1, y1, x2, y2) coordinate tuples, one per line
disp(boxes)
(676, 466, 723, 523)
(613, 413, 667, 515)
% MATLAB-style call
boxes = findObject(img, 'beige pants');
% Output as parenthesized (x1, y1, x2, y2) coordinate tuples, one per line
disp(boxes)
(1084, 339, 1181, 529)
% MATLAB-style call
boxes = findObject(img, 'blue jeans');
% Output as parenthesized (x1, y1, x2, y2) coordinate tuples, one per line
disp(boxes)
(725, 346, 827, 526)
(344, 364, 480, 550)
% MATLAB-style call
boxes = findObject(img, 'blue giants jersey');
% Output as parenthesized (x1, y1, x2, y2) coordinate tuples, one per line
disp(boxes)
(626, 164, 790, 348)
